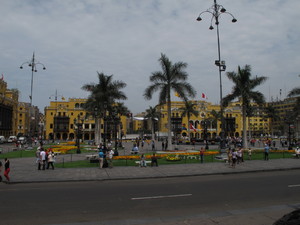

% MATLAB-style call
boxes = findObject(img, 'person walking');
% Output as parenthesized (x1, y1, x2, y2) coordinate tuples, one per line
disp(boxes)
(151, 140, 155, 151)
(107, 149, 114, 168)
(98, 150, 104, 168)
(264, 144, 270, 160)
(39, 148, 46, 170)
(4, 158, 10, 182)
(199, 147, 205, 163)
(248, 148, 252, 160)
(47, 150, 55, 170)
(231, 149, 237, 168)
(0, 160, 2, 182)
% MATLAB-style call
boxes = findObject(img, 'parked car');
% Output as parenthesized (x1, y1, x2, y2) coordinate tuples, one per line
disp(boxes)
(0, 136, 7, 144)
(18, 136, 27, 144)
(8, 136, 17, 143)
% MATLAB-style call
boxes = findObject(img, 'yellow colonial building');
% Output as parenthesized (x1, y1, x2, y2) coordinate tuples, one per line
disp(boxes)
(140, 100, 271, 141)
(44, 98, 127, 142)
(0, 78, 19, 137)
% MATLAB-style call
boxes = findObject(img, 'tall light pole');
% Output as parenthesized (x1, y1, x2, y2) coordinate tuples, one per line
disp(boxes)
(20, 52, 46, 140)
(196, 0, 237, 151)
(20, 52, 46, 106)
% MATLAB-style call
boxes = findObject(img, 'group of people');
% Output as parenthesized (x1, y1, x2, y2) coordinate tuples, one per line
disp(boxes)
(139, 153, 158, 167)
(36, 143, 55, 170)
(227, 147, 247, 168)
(0, 158, 10, 182)
(98, 144, 114, 168)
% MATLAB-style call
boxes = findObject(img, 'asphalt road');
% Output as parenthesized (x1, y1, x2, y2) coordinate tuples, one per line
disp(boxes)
(1, 170, 300, 225)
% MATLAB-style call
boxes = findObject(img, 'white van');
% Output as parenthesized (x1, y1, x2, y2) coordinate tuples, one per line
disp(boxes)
(8, 136, 17, 143)
(0, 136, 7, 144)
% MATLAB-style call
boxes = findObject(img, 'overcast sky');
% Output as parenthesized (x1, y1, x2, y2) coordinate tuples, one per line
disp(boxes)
(1, 0, 299, 114)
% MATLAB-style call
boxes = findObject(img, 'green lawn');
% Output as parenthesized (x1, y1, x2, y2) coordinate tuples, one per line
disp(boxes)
(55, 152, 294, 168)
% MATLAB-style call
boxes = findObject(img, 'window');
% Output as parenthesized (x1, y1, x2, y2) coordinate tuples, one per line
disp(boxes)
(50, 124, 53, 129)
(19, 114, 22, 117)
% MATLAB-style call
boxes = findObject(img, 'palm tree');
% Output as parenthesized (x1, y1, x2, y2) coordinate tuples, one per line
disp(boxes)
(222, 65, 268, 149)
(179, 100, 199, 141)
(264, 104, 280, 137)
(144, 53, 196, 150)
(145, 106, 160, 140)
(111, 103, 130, 149)
(82, 72, 127, 145)
(209, 109, 221, 136)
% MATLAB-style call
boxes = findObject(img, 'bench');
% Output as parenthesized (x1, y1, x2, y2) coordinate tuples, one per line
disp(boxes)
(86, 154, 98, 160)
(135, 161, 151, 166)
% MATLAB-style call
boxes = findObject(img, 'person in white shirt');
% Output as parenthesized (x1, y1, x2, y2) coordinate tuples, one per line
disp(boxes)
(107, 149, 114, 168)
(39, 148, 46, 170)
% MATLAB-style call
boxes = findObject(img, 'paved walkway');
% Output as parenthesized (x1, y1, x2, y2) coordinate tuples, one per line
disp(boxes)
(0, 141, 299, 183)
(2, 154, 300, 183)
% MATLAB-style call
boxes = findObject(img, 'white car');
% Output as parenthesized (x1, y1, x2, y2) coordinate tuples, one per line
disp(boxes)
(18, 136, 27, 144)
(8, 136, 17, 143)
(0, 136, 6, 144)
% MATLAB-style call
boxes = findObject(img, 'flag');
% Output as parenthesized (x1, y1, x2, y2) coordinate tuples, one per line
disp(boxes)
(201, 93, 207, 99)
(1, 74, 3, 81)
(190, 123, 197, 132)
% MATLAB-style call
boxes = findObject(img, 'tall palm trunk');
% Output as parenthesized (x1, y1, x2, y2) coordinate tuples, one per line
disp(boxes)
(187, 115, 191, 141)
(95, 117, 102, 145)
(151, 119, 155, 141)
(167, 93, 172, 150)
(242, 104, 248, 149)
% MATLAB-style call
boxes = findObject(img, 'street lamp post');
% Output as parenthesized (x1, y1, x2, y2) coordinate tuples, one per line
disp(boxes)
(74, 115, 83, 154)
(20, 52, 46, 106)
(197, 0, 237, 151)
(20, 52, 46, 141)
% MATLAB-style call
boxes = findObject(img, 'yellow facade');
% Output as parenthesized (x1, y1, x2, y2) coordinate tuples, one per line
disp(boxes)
(0, 79, 19, 137)
(16, 102, 30, 136)
(150, 100, 271, 140)
(44, 98, 127, 141)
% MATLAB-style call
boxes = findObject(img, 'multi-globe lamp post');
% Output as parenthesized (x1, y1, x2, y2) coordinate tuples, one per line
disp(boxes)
(74, 115, 84, 154)
(196, 0, 237, 150)
(20, 52, 46, 142)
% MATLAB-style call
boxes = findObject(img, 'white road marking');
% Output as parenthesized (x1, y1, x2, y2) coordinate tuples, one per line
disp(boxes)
(288, 184, 300, 188)
(131, 193, 192, 200)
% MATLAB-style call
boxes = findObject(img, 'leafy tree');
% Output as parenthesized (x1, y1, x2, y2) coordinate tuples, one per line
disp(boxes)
(82, 72, 127, 145)
(223, 65, 268, 149)
(144, 53, 196, 149)
(179, 100, 199, 140)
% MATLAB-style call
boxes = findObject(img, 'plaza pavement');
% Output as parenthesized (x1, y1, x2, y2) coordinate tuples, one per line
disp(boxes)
(0, 141, 299, 184)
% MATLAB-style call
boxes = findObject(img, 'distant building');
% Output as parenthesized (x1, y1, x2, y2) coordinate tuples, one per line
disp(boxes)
(44, 98, 128, 142)
(0, 78, 19, 137)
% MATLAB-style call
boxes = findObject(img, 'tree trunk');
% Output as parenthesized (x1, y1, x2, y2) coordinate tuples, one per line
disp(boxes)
(242, 105, 248, 149)
(151, 119, 155, 141)
(167, 94, 172, 150)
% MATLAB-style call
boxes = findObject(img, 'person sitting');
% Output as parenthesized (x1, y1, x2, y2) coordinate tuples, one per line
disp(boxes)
(140, 154, 147, 167)
(151, 153, 158, 167)
(131, 145, 139, 154)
